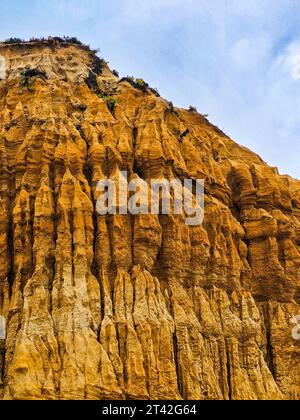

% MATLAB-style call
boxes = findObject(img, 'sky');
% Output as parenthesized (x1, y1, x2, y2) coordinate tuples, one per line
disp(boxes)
(0, 0, 300, 178)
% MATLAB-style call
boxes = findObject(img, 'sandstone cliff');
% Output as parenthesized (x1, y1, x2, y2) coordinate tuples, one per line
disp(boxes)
(0, 39, 299, 400)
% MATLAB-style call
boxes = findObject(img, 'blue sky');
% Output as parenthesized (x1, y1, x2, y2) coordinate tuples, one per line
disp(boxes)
(1, 0, 300, 178)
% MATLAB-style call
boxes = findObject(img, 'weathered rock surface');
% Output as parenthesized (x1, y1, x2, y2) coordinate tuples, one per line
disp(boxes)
(0, 39, 299, 400)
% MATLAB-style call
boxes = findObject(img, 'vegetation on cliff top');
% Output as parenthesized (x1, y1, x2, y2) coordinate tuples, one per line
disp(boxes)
(119, 76, 160, 97)
(1, 36, 107, 75)
(2, 36, 92, 50)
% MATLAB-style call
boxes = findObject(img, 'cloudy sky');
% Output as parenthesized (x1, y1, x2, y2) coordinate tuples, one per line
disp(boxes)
(1, 0, 300, 178)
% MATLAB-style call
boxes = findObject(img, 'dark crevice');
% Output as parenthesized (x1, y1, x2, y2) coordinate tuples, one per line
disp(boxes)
(266, 327, 276, 378)
(226, 341, 232, 400)
(97, 266, 105, 341)
(179, 128, 189, 141)
(76, 124, 89, 146)
(0, 339, 5, 389)
(84, 71, 99, 93)
(91, 212, 99, 281)
(243, 238, 251, 266)
(132, 126, 138, 149)
(29, 196, 36, 276)
(74, 126, 104, 337)
(75, 125, 99, 283)
(169, 295, 183, 399)
(295, 289, 300, 305)
(130, 214, 135, 271)
(172, 330, 183, 398)
(106, 216, 117, 287)
(260, 304, 276, 381)
(7, 215, 15, 298)
(132, 161, 143, 180)
(50, 166, 59, 324)
(68, 212, 75, 289)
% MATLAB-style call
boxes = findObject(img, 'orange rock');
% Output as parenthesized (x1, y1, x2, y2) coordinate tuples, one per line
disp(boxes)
(0, 39, 299, 400)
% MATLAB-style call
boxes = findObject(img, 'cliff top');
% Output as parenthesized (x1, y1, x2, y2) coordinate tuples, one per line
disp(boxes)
(0, 36, 298, 182)
(0, 36, 98, 51)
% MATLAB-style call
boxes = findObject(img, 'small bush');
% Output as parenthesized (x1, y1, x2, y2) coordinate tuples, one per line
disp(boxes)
(2, 36, 99, 52)
(27, 36, 84, 46)
(84, 70, 117, 114)
(119, 76, 148, 93)
(119, 76, 160, 96)
(84, 70, 99, 92)
(90, 54, 106, 75)
(167, 102, 178, 115)
(107, 98, 116, 113)
(136, 78, 145, 88)
(78, 103, 87, 111)
(134, 78, 151, 93)
(3, 37, 24, 44)
(63, 36, 84, 45)
(188, 106, 197, 112)
(112, 69, 119, 77)
(180, 128, 190, 140)
(3, 37, 106, 77)
(21, 68, 48, 92)
(29, 37, 47, 43)
(97, 92, 117, 113)
(22, 68, 47, 79)
(149, 87, 160, 97)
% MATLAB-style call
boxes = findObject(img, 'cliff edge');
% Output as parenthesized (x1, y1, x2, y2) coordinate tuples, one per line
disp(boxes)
(0, 38, 299, 400)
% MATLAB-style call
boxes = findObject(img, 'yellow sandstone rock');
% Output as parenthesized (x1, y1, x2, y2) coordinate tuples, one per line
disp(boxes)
(0, 39, 299, 400)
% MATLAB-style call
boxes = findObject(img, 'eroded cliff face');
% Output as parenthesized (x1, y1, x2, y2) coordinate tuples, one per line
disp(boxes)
(0, 40, 299, 400)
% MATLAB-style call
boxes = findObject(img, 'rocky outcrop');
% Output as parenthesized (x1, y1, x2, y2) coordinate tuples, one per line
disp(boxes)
(0, 39, 299, 400)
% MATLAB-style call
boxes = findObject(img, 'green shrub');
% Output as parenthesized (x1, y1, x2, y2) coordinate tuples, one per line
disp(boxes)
(119, 76, 160, 96)
(2, 36, 103, 55)
(136, 78, 145, 88)
(84, 71, 117, 113)
(180, 128, 190, 140)
(107, 98, 116, 112)
(84, 70, 99, 92)
(89, 53, 106, 75)
(3, 37, 24, 44)
(149, 87, 160, 97)
(21, 68, 48, 92)
(97, 92, 117, 113)
(78, 103, 87, 111)
(168, 102, 179, 115)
